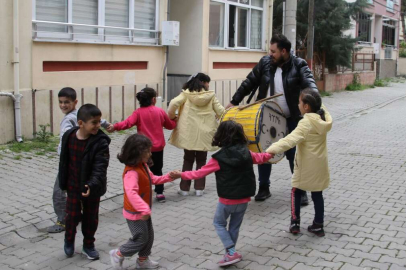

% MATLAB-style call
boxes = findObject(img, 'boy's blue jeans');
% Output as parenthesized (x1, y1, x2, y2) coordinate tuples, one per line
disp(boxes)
(213, 202, 248, 250)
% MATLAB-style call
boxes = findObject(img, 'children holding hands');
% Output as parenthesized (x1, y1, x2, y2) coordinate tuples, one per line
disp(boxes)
(266, 88, 332, 236)
(109, 134, 179, 270)
(107, 88, 176, 203)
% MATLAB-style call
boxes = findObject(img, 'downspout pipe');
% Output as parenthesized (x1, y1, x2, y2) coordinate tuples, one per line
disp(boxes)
(13, 0, 23, 142)
(162, 0, 170, 103)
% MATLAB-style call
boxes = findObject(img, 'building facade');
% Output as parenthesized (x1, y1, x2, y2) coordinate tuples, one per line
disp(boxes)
(0, 0, 273, 144)
(344, 0, 401, 78)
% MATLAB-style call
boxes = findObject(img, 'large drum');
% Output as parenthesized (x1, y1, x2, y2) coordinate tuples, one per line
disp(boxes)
(220, 101, 288, 164)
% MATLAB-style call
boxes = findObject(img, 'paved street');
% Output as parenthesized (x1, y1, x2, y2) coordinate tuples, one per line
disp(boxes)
(1, 83, 406, 270)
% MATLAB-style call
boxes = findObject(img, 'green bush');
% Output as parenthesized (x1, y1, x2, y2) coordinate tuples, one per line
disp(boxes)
(374, 79, 389, 87)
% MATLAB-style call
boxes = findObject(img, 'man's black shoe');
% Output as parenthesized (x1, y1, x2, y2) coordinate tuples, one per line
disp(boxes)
(255, 186, 271, 201)
(301, 193, 309, 206)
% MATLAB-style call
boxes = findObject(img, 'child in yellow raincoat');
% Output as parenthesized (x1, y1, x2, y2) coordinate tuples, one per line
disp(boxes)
(267, 88, 332, 237)
(168, 73, 225, 196)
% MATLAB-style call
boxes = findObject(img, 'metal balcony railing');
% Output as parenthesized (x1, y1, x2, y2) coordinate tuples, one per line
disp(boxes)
(32, 20, 160, 45)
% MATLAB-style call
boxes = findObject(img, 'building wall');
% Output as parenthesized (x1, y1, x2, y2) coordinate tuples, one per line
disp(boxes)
(208, 50, 266, 80)
(398, 58, 406, 75)
(377, 59, 397, 78)
(0, 0, 32, 92)
(0, 0, 168, 144)
(168, 0, 204, 75)
(32, 42, 165, 90)
(324, 71, 376, 92)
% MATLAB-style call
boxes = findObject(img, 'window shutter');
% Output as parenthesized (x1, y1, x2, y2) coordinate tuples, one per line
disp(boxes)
(73, 0, 98, 35)
(134, 0, 156, 38)
(36, 0, 68, 33)
(105, 0, 130, 38)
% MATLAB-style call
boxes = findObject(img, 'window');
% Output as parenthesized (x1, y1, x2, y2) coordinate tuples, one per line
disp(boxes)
(32, 0, 159, 45)
(209, 0, 265, 50)
(357, 13, 371, 42)
(36, 0, 68, 34)
(386, 0, 394, 13)
(209, 2, 225, 47)
(382, 19, 396, 47)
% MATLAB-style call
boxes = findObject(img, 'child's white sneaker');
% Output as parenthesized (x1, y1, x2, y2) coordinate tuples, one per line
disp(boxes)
(109, 249, 124, 270)
(178, 189, 189, 196)
(195, 190, 204, 196)
(136, 258, 159, 269)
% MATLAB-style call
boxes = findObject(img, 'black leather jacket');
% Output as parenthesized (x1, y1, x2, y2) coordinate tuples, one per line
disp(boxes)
(231, 55, 318, 120)
(59, 127, 111, 197)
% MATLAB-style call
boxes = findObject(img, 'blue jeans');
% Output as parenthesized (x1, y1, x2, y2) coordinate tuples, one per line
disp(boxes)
(258, 117, 298, 187)
(213, 202, 248, 250)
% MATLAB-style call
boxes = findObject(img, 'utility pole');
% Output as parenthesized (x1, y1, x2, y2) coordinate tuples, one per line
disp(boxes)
(284, 0, 297, 52)
(306, 0, 315, 70)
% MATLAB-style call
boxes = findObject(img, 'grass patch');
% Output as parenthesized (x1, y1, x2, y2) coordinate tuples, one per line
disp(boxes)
(320, 91, 332, 97)
(374, 79, 390, 87)
(5, 136, 58, 155)
(346, 84, 374, 91)
(13, 155, 22, 160)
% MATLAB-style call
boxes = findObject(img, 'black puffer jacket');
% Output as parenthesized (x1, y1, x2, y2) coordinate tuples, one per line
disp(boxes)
(231, 55, 318, 120)
(59, 127, 111, 197)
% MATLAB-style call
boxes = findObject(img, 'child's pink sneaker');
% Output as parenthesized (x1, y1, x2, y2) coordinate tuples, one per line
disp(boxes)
(217, 252, 242, 266)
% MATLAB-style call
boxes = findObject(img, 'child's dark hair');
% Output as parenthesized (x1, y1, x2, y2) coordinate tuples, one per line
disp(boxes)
(77, 104, 102, 122)
(182, 73, 211, 92)
(300, 88, 325, 121)
(117, 134, 152, 166)
(212, 120, 248, 147)
(58, 87, 77, 101)
(136, 87, 157, 107)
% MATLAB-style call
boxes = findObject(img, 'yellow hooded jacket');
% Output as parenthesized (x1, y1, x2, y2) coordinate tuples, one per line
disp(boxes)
(266, 106, 333, 191)
(168, 89, 225, 151)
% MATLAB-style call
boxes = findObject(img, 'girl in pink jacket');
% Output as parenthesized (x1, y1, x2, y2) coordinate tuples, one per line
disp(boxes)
(170, 121, 272, 267)
(107, 88, 176, 203)
(109, 134, 177, 269)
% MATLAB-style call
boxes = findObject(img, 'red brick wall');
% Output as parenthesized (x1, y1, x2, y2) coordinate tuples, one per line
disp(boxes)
(324, 71, 376, 92)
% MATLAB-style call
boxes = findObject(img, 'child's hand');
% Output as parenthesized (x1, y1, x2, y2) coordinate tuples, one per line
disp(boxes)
(171, 116, 178, 121)
(269, 153, 275, 159)
(169, 170, 182, 179)
(106, 124, 115, 133)
(82, 185, 90, 197)
(141, 214, 150, 221)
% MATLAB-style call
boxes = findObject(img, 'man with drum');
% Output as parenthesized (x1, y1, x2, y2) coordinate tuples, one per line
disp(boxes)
(226, 34, 318, 205)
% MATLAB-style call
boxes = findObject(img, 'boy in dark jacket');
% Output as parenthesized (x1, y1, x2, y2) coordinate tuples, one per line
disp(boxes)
(59, 104, 111, 260)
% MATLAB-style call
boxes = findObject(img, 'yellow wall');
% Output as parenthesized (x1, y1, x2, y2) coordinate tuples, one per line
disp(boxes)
(0, 0, 32, 92)
(32, 42, 165, 90)
(208, 50, 267, 80)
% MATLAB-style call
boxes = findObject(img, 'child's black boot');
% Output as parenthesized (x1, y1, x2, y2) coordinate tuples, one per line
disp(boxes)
(289, 219, 300, 235)
(308, 221, 325, 237)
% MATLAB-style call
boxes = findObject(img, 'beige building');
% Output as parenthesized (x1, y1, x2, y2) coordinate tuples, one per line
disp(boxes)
(0, 0, 273, 144)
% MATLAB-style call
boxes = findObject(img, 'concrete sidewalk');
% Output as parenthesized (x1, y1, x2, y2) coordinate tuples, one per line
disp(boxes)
(1, 83, 406, 269)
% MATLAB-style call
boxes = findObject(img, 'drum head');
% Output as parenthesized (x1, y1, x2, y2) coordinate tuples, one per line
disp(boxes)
(259, 101, 288, 164)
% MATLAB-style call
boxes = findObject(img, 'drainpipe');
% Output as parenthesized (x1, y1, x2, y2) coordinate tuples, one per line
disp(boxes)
(162, 0, 170, 103)
(11, 0, 23, 142)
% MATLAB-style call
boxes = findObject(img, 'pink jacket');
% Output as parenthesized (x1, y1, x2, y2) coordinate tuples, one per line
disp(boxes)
(181, 151, 272, 205)
(114, 105, 176, 152)
(123, 170, 173, 220)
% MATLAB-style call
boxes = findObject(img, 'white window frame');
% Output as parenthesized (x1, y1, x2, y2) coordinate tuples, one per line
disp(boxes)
(32, 0, 160, 46)
(210, 0, 266, 51)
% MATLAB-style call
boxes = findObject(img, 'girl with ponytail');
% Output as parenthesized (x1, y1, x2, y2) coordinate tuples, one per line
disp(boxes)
(266, 88, 333, 237)
(107, 87, 176, 203)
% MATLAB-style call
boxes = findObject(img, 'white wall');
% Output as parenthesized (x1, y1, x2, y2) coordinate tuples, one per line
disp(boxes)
(167, 0, 204, 75)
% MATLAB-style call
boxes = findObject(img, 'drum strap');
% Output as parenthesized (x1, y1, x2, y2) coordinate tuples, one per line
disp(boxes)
(269, 71, 275, 96)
